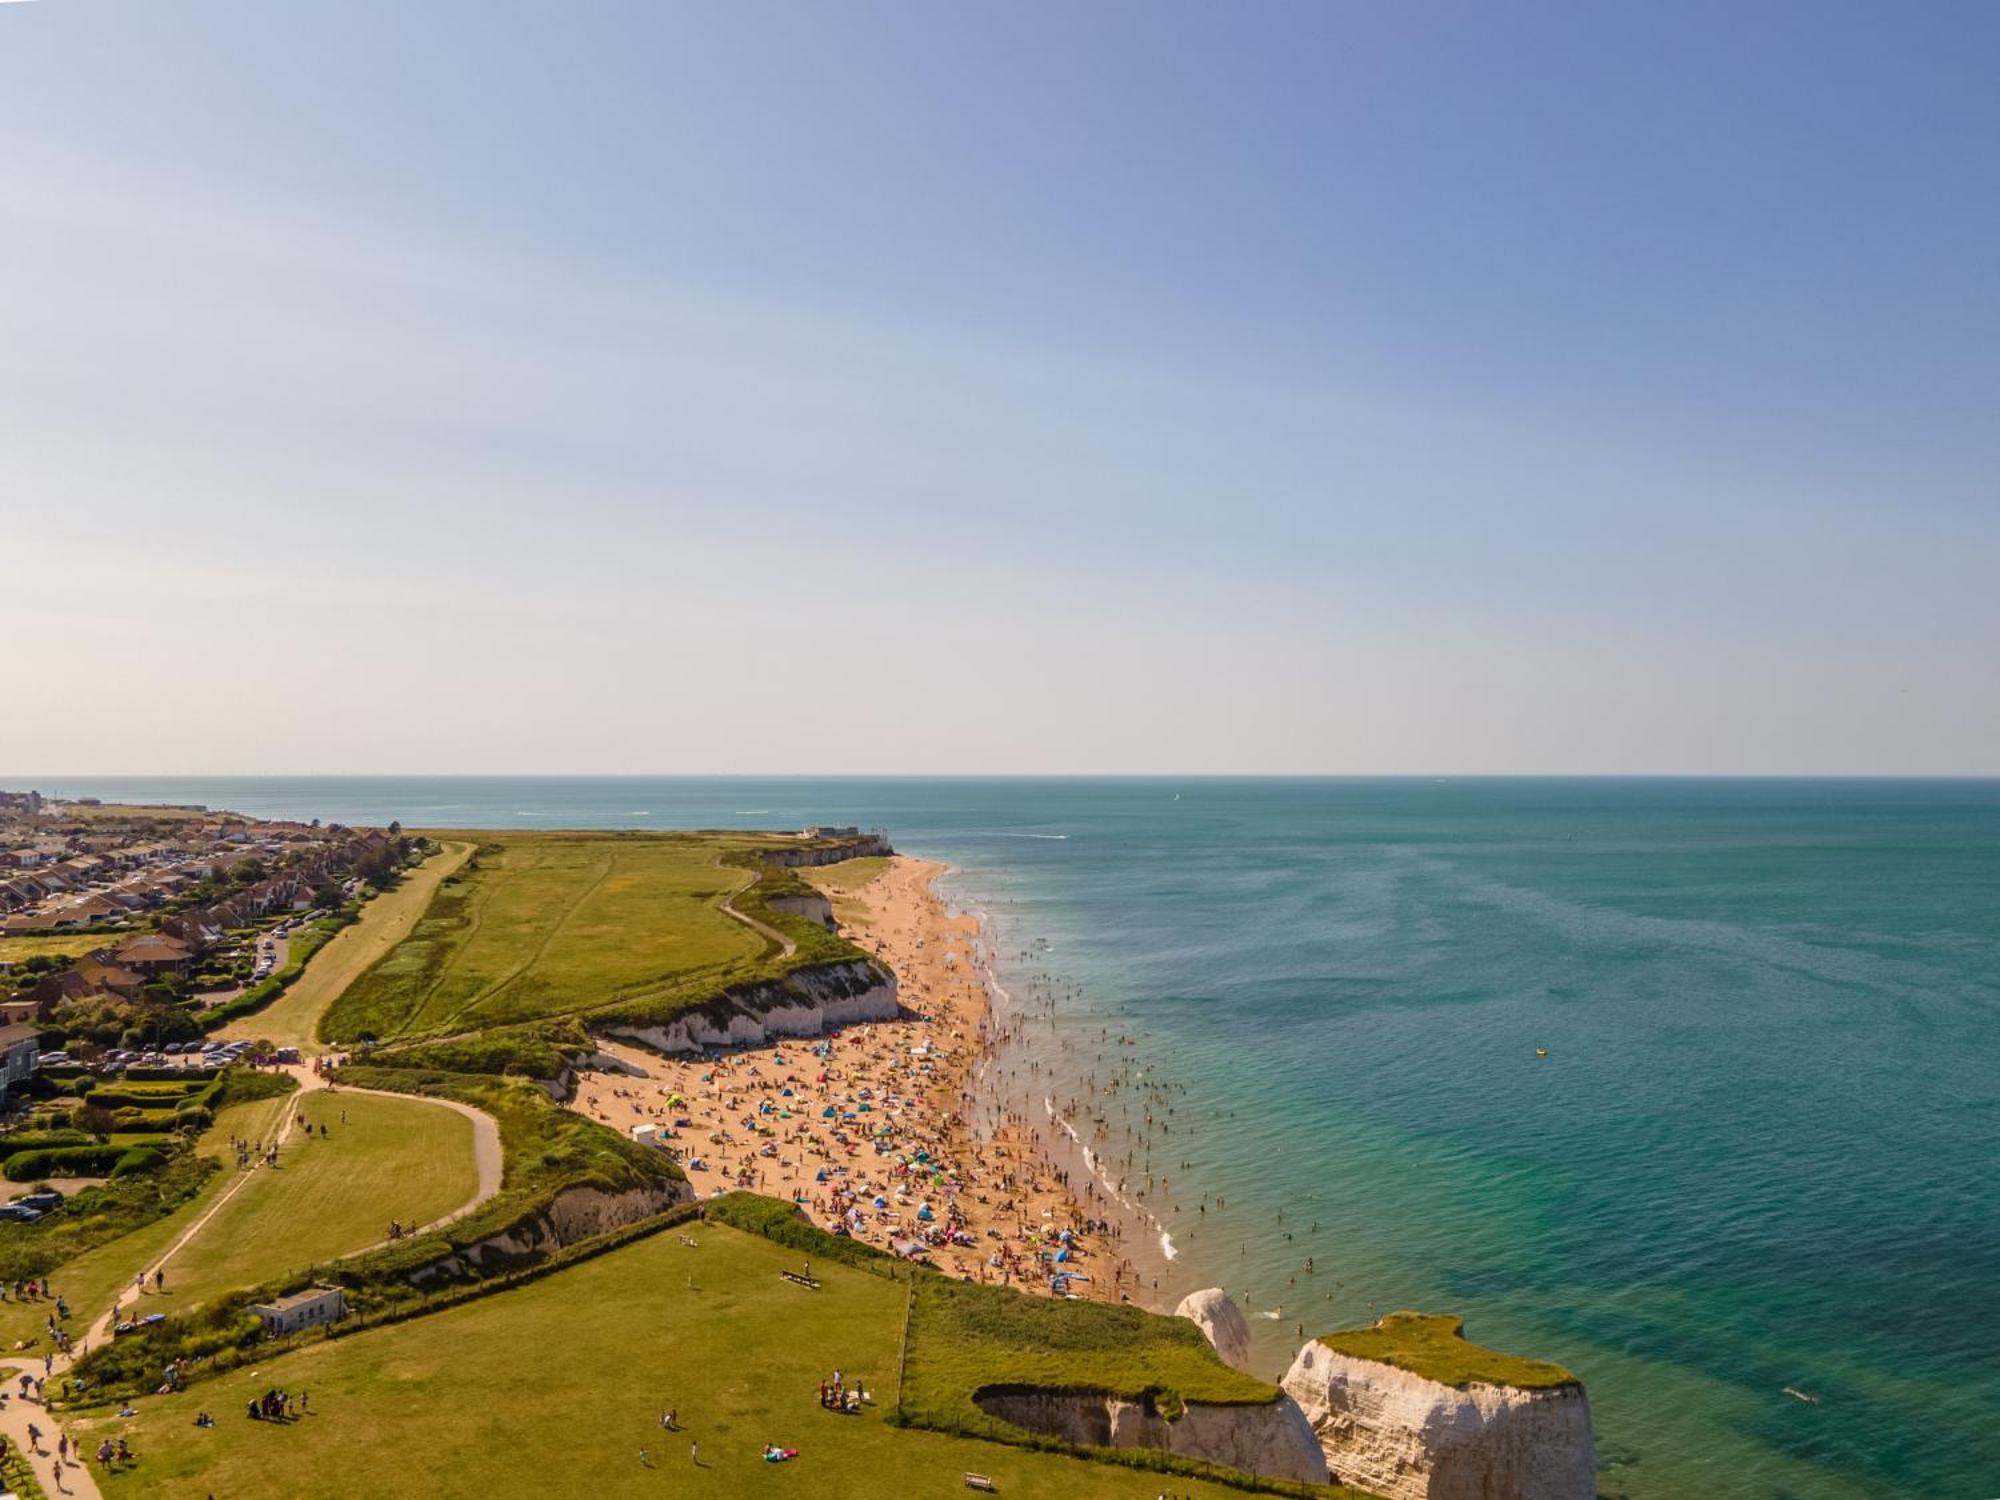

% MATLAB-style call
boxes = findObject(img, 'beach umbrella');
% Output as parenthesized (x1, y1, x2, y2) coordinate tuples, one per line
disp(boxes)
(873, 1195, 887, 1209)
(821, 1106, 836, 1117)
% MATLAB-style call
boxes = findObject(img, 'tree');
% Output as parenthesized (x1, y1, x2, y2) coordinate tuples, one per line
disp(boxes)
(76, 1103, 116, 1140)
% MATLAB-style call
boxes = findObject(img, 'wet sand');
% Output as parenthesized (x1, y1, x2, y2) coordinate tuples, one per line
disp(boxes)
(569, 857, 1150, 1302)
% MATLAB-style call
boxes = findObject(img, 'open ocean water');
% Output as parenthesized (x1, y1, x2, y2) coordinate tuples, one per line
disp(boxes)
(19, 775, 1999, 1499)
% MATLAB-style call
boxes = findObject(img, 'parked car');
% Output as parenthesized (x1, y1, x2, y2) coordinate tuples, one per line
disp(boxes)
(19, 1191, 62, 1212)
(0, 1204, 44, 1223)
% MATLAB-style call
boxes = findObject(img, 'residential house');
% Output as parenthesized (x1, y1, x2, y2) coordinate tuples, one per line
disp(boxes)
(114, 933, 195, 976)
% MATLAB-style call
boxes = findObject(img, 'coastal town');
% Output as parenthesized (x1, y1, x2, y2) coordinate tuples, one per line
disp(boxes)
(0, 789, 417, 1100)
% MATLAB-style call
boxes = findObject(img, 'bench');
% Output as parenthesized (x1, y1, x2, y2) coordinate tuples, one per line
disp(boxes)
(779, 1271, 821, 1290)
(964, 1475, 995, 1492)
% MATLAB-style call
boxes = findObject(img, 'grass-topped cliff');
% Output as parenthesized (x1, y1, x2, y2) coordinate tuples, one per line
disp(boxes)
(1316, 1312, 1577, 1390)
(319, 830, 881, 1043)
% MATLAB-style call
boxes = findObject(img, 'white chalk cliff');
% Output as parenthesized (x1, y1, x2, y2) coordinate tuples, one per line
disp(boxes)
(1175, 1286, 1256, 1373)
(601, 958, 898, 1054)
(1280, 1321, 1596, 1500)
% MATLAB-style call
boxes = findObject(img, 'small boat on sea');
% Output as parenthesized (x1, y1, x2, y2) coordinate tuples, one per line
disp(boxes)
(1535, 1048, 1549, 1058)
(1783, 1387, 1820, 1405)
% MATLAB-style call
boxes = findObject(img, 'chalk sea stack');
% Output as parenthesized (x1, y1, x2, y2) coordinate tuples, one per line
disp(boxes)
(1175, 1285, 1256, 1372)
(1280, 1312, 1596, 1500)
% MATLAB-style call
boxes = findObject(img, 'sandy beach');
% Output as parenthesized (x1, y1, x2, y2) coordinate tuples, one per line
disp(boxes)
(569, 857, 1148, 1302)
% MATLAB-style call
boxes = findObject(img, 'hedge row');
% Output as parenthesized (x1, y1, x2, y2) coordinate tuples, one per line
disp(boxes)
(4, 1145, 124, 1181)
(0, 1131, 93, 1160)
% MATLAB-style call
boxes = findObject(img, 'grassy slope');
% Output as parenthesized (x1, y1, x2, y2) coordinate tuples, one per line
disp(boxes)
(321, 832, 867, 1043)
(78, 1223, 1259, 1500)
(217, 840, 474, 1051)
(1316, 1313, 1577, 1390)
(801, 855, 890, 892)
(154, 1091, 476, 1312)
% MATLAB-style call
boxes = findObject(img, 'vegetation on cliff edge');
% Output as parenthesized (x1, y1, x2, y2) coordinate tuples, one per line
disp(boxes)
(1316, 1312, 1577, 1390)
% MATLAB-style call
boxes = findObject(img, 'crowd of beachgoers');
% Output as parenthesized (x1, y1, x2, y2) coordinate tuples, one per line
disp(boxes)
(571, 858, 1149, 1302)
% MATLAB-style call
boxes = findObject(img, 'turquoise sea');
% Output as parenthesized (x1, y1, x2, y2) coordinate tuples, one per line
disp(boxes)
(20, 776, 2000, 1499)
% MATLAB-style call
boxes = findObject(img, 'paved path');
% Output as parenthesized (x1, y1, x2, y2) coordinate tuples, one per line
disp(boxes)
(0, 1063, 501, 1499)
(336, 1083, 503, 1252)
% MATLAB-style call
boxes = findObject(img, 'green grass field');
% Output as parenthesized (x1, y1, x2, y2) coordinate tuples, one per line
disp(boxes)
(78, 1223, 1263, 1499)
(902, 1274, 1279, 1442)
(1315, 1313, 1577, 1389)
(321, 832, 838, 1043)
(151, 1091, 477, 1313)
(0, 932, 133, 964)
(218, 841, 474, 1052)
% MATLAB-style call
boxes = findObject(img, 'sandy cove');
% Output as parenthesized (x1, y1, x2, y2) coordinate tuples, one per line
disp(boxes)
(569, 856, 1145, 1302)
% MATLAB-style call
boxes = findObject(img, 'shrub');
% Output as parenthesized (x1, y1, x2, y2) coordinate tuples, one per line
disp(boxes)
(113, 1147, 166, 1177)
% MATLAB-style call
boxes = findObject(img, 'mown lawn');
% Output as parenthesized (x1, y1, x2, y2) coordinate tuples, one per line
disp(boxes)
(218, 841, 475, 1053)
(321, 832, 810, 1042)
(151, 1089, 477, 1313)
(79, 1223, 1260, 1499)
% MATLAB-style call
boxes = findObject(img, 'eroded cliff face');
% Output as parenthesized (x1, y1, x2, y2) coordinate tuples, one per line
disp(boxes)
(973, 1388, 1330, 1486)
(1280, 1341, 1595, 1500)
(766, 890, 836, 930)
(1175, 1286, 1256, 1373)
(600, 958, 898, 1055)
(759, 834, 893, 867)
(407, 1181, 690, 1286)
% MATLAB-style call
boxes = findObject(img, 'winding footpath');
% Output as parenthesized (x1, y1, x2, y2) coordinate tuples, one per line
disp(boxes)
(718, 869, 797, 958)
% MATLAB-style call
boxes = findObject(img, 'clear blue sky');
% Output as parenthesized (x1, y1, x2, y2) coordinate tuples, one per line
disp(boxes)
(3, 1, 1995, 773)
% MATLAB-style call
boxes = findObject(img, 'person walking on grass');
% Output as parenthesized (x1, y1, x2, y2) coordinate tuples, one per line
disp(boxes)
(690, 1439, 700, 1466)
